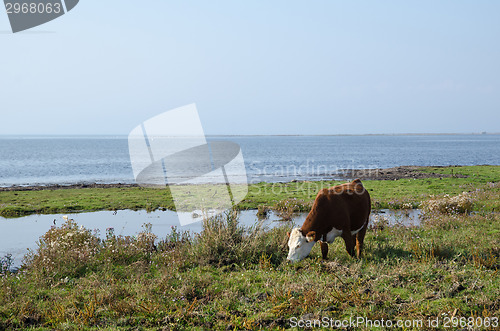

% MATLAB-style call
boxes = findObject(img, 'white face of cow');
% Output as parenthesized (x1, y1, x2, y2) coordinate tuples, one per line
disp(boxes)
(287, 228, 316, 263)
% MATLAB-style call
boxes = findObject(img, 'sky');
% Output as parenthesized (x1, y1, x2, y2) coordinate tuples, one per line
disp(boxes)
(0, 0, 499, 135)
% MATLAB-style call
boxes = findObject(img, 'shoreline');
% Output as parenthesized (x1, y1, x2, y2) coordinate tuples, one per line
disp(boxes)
(0, 165, 474, 192)
(333, 165, 469, 181)
(0, 165, 498, 217)
(0, 182, 139, 192)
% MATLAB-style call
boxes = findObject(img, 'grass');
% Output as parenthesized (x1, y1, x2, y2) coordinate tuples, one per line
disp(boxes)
(0, 187, 176, 218)
(1, 165, 499, 217)
(1, 174, 500, 330)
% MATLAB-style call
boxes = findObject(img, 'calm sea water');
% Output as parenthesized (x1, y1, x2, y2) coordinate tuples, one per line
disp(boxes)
(0, 134, 499, 186)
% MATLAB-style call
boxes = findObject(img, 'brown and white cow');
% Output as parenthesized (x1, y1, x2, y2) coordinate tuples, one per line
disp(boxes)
(286, 179, 371, 263)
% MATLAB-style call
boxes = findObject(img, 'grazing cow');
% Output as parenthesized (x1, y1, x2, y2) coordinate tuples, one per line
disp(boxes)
(287, 179, 371, 262)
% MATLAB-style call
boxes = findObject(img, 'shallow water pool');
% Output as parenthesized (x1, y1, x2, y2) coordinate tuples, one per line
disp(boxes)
(1, 208, 420, 268)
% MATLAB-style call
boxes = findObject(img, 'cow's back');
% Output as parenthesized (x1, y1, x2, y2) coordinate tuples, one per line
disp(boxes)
(302, 179, 371, 236)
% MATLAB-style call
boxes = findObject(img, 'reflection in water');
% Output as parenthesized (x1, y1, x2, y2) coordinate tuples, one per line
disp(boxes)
(371, 209, 422, 227)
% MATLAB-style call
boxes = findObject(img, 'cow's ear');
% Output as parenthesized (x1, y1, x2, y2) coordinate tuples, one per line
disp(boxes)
(306, 231, 316, 242)
(287, 232, 290, 238)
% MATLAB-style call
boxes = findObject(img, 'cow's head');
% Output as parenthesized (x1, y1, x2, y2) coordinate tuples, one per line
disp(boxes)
(286, 228, 317, 263)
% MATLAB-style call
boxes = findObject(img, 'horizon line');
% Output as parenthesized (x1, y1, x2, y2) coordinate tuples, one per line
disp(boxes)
(0, 132, 499, 137)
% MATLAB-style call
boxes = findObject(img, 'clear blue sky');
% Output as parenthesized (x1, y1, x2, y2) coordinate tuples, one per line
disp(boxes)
(1, 1, 499, 135)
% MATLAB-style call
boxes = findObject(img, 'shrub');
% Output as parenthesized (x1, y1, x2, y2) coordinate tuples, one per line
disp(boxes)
(239, 221, 290, 266)
(157, 225, 191, 250)
(193, 210, 243, 265)
(1, 254, 13, 275)
(420, 192, 475, 216)
(23, 219, 100, 280)
(21, 212, 291, 283)
(257, 205, 270, 219)
(387, 199, 417, 210)
(192, 210, 289, 267)
(100, 226, 156, 266)
(23, 220, 162, 282)
(273, 198, 311, 221)
(369, 214, 389, 231)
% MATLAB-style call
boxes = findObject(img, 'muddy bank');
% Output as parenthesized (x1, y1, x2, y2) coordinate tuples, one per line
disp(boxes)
(0, 183, 139, 192)
(335, 165, 467, 181)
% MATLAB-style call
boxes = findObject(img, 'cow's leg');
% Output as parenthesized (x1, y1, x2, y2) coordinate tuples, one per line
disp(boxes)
(355, 224, 368, 258)
(320, 241, 329, 260)
(342, 232, 356, 257)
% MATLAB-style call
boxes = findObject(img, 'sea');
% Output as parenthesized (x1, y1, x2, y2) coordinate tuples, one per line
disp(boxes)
(1, 134, 499, 187)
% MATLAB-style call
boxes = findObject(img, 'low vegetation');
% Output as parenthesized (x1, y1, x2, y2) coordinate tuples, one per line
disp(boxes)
(0, 165, 498, 329)
(1, 171, 499, 330)
(420, 192, 475, 215)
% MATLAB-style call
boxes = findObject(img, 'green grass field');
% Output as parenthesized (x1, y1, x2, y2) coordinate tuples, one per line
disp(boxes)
(0, 165, 499, 330)
(1, 165, 499, 217)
